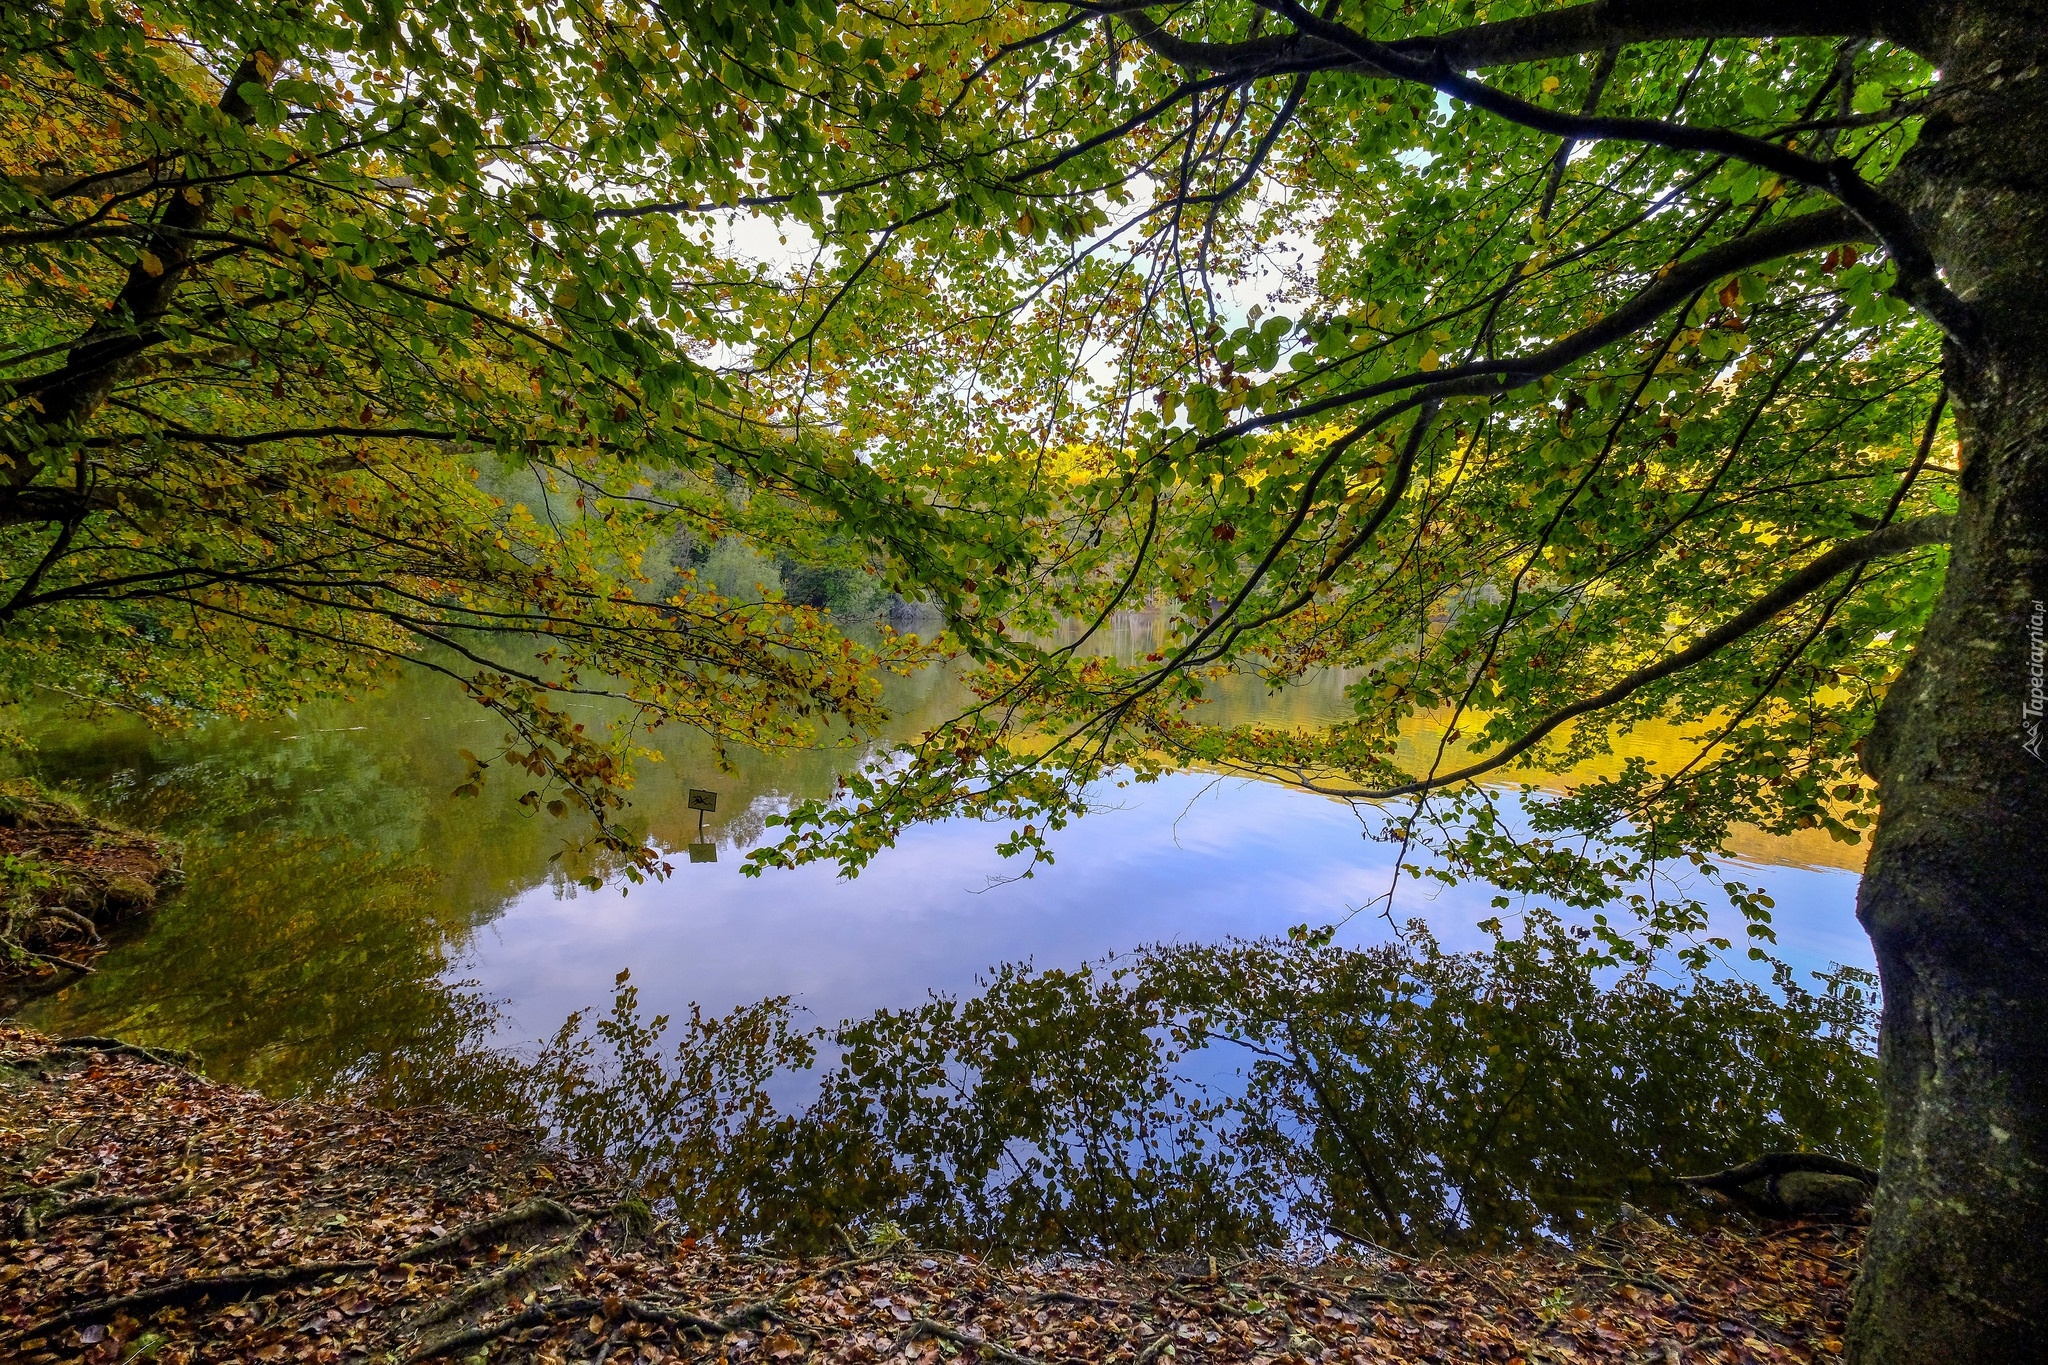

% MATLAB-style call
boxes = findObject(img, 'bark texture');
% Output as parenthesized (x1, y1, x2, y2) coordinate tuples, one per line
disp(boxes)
(1851, 4, 2048, 1359)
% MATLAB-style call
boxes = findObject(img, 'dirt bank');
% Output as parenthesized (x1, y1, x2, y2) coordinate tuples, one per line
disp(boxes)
(1, 782, 178, 1006)
(0, 1023, 1860, 1364)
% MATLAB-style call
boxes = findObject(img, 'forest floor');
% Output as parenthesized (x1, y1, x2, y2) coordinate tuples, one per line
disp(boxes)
(0, 1023, 1862, 1365)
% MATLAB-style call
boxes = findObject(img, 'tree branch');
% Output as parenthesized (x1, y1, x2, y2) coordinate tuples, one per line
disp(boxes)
(1383, 0, 1901, 69)
(1108, 2, 1972, 337)
(1309, 514, 1954, 800)
(8, 50, 279, 451)
(1196, 206, 1868, 449)
(1083, 0, 1898, 72)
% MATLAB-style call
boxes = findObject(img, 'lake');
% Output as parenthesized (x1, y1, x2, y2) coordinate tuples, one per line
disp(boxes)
(8, 628, 1873, 1100)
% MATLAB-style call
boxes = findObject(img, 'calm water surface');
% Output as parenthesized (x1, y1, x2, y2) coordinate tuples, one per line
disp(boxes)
(11, 634, 1871, 1099)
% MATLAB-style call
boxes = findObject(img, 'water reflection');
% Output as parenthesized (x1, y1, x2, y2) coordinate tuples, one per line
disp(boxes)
(358, 917, 1880, 1256)
(8, 629, 1870, 1101)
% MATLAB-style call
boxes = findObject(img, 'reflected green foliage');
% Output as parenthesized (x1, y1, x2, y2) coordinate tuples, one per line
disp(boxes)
(775, 554, 896, 622)
(10, 658, 969, 1092)
(12, 690, 507, 1092)
(364, 978, 836, 1224)
(1160, 919, 1880, 1249)
(11, 647, 1397, 1096)
(810, 958, 1270, 1253)
(419, 916, 1876, 1257)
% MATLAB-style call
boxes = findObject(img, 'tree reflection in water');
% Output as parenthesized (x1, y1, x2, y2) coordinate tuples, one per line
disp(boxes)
(370, 914, 1878, 1257)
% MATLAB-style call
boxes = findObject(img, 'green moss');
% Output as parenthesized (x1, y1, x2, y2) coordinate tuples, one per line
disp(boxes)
(0, 779, 178, 991)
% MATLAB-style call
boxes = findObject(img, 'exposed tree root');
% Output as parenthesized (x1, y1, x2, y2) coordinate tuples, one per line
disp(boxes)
(1031, 1290, 1129, 1310)
(1132, 1334, 1172, 1365)
(0, 781, 179, 997)
(406, 1241, 585, 1337)
(9, 945, 94, 974)
(619, 1298, 735, 1337)
(400, 1297, 596, 1365)
(41, 905, 102, 943)
(1, 1168, 95, 1200)
(396, 1196, 581, 1264)
(399, 1291, 809, 1364)
(1681, 1151, 1879, 1218)
(16, 1192, 589, 1344)
(49, 1035, 204, 1073)
(1680, 1152, 1880, 1190)
(49, 1180, 199, 1222)
(1264, 1275, 1449, 1311)
(892, 1316, 1059, 1365)
(15, 1260, 380, 1343)
(17, 1178, 196, 1238)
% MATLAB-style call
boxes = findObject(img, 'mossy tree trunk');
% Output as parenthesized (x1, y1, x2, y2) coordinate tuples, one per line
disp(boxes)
(1851, 5, 2048, 1358)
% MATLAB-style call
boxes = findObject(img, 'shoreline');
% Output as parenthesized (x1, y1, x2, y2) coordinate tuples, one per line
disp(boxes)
(2, 1022, 1860, 1364)
(0, 781, 180, 1012)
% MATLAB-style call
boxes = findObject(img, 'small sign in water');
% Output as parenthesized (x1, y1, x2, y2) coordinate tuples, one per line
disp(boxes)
(688, 790, 719, 857)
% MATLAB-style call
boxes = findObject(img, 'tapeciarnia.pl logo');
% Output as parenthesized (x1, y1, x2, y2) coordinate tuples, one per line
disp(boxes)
(2026, 600, 2047, 761)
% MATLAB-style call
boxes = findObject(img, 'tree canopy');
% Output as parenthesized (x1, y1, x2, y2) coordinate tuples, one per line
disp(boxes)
(8, 1, 1953, 917)
(1, 0, 980, 864)
(9, 2, 2044, 1356)
(716, 3, 1950, 958)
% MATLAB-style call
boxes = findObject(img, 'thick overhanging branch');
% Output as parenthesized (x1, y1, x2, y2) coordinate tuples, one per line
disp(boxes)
(1300, 513, 1954, 801)
(1383, 0, 1900, 67)
(81, 424, 466, 450)
(1, 238, 471, 424)
(1102, 1, 1971, 340)
(1, 72, 460, 471)
(1195, 206, 1868, 450)
(0, 223, 161, 248)
(7, 165, 174, 202)
(13, 52, 280, 452)
(1080, 0, 1896, 72)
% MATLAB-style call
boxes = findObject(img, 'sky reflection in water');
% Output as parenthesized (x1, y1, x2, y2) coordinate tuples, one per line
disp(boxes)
(12, 649, 1870, 1099)
(473, 773, 1867, 1054)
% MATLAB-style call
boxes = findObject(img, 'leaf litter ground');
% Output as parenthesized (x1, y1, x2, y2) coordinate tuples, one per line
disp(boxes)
(0, 1025, 1860, 1365)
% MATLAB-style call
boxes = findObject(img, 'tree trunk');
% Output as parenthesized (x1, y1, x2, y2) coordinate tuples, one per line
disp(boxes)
(1850, 6, 2048, 1359)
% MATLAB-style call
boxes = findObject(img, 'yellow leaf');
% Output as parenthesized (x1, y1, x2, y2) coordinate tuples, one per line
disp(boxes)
(1541, 75, 1560, 93)
(138, 250, 164, 276)
(1419, 349, 1440, 372)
